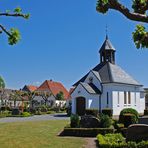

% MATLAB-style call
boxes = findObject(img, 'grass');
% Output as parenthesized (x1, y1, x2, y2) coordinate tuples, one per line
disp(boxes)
(0, 120, 85, 148)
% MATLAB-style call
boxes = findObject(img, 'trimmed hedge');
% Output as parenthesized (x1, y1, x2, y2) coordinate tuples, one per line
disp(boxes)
(97, 133, 148, 148)
(60, 128, 115, 137)
(102, 108, 113, 117)
(85, 109, 99, 117)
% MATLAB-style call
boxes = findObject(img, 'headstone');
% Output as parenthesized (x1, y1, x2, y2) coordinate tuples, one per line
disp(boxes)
(126, 124, 148, 142)
(80, 115, 100, 128)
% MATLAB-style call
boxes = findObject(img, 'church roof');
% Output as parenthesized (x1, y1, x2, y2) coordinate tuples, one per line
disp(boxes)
(73, 62, 141, 86)
(99, 36, 115, 53)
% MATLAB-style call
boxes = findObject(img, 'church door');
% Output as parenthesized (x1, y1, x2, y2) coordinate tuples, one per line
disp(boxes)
(76, 97, 86, 116)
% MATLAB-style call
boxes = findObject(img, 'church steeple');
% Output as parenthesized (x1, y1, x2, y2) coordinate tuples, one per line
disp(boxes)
(99, 36, 116, 64)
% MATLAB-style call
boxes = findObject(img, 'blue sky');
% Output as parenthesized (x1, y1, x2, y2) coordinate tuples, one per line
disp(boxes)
(0, 0, 148, 90)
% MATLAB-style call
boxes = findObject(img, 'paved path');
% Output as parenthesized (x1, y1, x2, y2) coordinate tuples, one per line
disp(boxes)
(0, 113, 69, 123)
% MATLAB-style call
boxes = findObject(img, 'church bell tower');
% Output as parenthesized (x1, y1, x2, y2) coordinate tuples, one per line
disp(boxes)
(99, 35, 116, 64)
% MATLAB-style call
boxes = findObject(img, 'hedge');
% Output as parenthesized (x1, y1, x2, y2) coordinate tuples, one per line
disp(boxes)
(60, 128, 115, 137)
(97, 133, 148, 148)
(85, 109, 99, 117)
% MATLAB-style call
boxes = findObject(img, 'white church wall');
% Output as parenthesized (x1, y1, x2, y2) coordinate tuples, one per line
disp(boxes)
(103, 83, 145, 115)
(71, 84, 100, 114)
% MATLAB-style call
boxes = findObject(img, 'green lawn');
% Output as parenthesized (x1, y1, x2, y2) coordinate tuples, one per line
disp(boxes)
(0, 120, 85, 148)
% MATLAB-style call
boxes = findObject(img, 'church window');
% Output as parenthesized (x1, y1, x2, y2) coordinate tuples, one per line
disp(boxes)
(117, 92, 120, 105)
(128, 92, 131, 104)
(107, 92, 109, 105)
(124, 92, 127, 104)
(140, 91, 144, 98)
(89, 77, 93, 83)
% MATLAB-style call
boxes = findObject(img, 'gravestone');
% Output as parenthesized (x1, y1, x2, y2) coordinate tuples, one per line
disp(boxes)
(80, 115, 100, 128)
(126, 124, 148, 142)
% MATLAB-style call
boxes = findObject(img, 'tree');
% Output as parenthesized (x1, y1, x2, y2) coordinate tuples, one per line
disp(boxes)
(96, 0, 148, 49)
(0, 76, 5, 89)
(39, 91, 52, 106)
(23, 91, 38, 109)
(0, 76, 6, 107)
(56, 91, 64, 100)
(0, 6, 29, 45)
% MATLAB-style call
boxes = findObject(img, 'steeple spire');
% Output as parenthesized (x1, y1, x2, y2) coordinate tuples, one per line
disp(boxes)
(105, 24, 108, 40)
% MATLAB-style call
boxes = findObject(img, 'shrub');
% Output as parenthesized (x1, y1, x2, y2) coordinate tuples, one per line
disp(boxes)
(100, 114, 112, 128)
(102, 108, 113, 117)
(119, 108, 139, 124)
(85, 109, 99, 117)
(70, 114, 80, 128)
(29, 108, 36, 114)
(122, 113, 137, 127)
(21, 112, 31, 117)
(61, 128, 114, 137)
(12, 108, 20, 115)
(40, 105, 48, 112)
(144, 109, 148, 116)
(97, 133, 148, 148)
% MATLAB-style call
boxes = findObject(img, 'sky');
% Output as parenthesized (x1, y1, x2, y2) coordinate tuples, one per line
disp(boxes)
(0, 0, 148, 90)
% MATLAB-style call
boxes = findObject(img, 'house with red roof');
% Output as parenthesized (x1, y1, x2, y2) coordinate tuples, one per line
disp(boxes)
(23, 80, 69, 107)
(22, 85, 38, 92)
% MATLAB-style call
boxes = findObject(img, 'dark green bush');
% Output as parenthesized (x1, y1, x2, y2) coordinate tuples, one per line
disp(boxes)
(144, 109, 148, 116)
(40, 105, 48, 112)
(100, 114, 112, 128)
(61, 128, 114, 137)
(70, 114, 80, 128)
(85, 109, 99, 117)
(66, 105, 71, 117)
(119, 108, 139, 124)
(122, 113, 137, 127)
(12, 108, 20, 115)
(29, 108, 36, 114)
(102, 108, 113, 117)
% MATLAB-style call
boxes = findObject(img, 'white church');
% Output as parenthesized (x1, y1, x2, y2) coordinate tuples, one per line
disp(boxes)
(71, 36, 145, 116)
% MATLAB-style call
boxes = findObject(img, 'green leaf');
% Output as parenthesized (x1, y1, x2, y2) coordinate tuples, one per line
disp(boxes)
(8, 28, 21, 45)
(14, 7, 22, 13)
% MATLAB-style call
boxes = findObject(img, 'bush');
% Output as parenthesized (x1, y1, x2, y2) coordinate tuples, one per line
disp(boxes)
(119, 108, 139, 124)
(100, 114, 112, 128)
(122, 113, 137, 127)
(102, 108, 113, 117)
(29, 108, 36, 114)
(97, 133, 148, 148)
(21, 112, 31, 117)
(144, 109, 148, 116)
(85, 109, 99, 117)
(61, 128, 114, 137)
(97, 133, 125, 147)
(12, 108, 20, 115)
(70, 114, 80, 128)
(40, 105, 48, 112)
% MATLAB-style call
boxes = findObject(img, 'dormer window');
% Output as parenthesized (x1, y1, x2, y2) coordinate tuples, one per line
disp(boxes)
(89, 77, 93, 83)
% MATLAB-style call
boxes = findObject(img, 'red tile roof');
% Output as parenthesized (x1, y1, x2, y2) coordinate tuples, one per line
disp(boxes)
(37, 80, 69, 100)
(26, 85, 38, 92)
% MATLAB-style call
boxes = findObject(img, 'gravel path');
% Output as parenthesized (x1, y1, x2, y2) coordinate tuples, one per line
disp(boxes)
(0, 113, 69, 123)
(84, 138, 98, 148)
